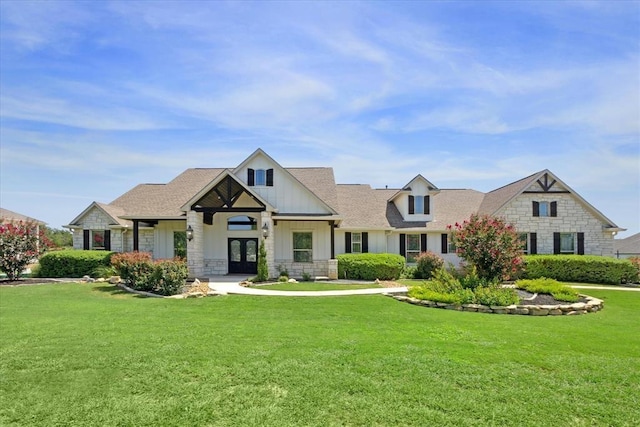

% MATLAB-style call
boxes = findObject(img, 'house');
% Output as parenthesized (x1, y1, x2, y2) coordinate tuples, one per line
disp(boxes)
(65, 149, 624, 278)
(1, 208, 47, 227)
(613, 233, 640, 259)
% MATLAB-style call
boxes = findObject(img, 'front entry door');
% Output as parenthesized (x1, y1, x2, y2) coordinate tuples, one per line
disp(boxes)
(228, 238, 258, 274)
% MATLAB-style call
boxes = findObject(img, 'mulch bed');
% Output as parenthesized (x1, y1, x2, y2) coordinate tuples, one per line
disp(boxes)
(516, 289, 588, 305)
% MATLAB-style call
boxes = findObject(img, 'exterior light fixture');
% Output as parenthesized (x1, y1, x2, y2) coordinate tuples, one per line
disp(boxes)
(262, 223, 269, 238)
(186, 225, 194, 241)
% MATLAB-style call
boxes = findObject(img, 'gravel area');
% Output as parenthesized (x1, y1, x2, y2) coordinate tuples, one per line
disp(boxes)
(516, 289, 588, 305)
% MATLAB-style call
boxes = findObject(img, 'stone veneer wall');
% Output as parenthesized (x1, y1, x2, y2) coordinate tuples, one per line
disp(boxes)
(274, 260, 329, 278)
(500, 193, 614, 256)
(72, 206, 118, 251)
(203, 259, 228, 276)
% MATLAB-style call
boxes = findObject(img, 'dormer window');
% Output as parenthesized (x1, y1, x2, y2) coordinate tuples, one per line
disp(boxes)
(408, 195, 430, 215)
(247, 168, 274, 187)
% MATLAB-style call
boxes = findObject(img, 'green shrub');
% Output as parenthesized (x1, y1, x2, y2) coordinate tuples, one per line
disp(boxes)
(278, 276, 289, 282)
(459, 266, 499, 290)
(629, 257, 640, 283)
(92, 265, 117, 279)
(473, 286, 519, 306)
(150, 259, 188, 296)
(408, 286, 474, 305)
(414, 251, 444, 279)
(38, 250, 114, 278)
(337, 253, 405, 280)
(256, 240, 268, 282)
(301, 271, 312, 282)
(523, 255, 636, 285)
(111, 252, 155, 291)
(515, 278, 580, 302)
(401, 266, 416, 279)
(277, 264, 289, 278)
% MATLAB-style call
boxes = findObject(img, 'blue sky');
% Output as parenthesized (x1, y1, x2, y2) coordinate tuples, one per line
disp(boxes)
(1, 0, 638, 237)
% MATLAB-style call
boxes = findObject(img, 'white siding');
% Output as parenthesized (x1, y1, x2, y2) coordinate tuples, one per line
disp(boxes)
(235, 152, 331, 214)
(154, 221, 187, 259)
(273, 221, 332, 261)
(394, 179, 434, 222)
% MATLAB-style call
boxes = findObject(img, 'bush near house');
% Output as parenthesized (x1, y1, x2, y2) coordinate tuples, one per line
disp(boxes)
(38, 250, 113, 278)
(523, 255, 637, 285)
(337, 253, 405, 280)
(111, 252, 188, 295)
(413, 251, 444, 279)
(0, 220, 52, 280)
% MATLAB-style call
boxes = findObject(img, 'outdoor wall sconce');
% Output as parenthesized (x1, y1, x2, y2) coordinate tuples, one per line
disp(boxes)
(186, 225, 194, 241)
(262, 223, 270, 238)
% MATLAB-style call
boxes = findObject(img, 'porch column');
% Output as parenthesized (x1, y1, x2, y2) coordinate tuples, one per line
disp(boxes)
(261, 211, 276, 279)
(187, 210, 204, 277)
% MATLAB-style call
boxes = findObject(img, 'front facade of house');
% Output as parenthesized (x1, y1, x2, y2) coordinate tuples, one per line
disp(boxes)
(66, 149, 624, 278)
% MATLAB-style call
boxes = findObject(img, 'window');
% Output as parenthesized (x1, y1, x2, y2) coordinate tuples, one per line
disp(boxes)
(248, 168, 274, 186)
(293, 232, 313, 262)
(518, 233, 529, 254)
(448, 236, 456, 253)
(228, 216, 257, 231)
(351, 232, 362, 253)
(560, 233, 575, 254)
(174, 231, 187, 258)
(92, 230, 105, 249)
(406, 234, 420, 263)
(255, 169, 266, 186)
(533, 201, 557, 217)
(408, 195, 430, 215)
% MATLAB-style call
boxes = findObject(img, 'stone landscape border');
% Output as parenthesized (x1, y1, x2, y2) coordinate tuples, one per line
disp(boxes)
(386, 293, 604, 316)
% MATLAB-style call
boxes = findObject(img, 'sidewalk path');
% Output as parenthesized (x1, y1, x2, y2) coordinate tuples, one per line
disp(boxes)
(208, 281, 408, 297)
(570, 285, 640, 292)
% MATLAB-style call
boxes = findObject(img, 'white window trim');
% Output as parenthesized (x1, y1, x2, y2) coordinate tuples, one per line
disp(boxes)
(539, 201, 550, 217)
(91, 230, 106, 250)
(351, 232, 362, 254)
(560, 232, 575, 254)
(406, 234, 421, 263)
(255, 169, 267, 186)
(518, 233, 529, 255)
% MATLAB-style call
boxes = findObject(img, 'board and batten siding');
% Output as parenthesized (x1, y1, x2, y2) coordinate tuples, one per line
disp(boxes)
(154, 221, 187, 259)
(394, 179, 434, 222)
(273, 221, 332, 261)
(235, 154, 331, 214)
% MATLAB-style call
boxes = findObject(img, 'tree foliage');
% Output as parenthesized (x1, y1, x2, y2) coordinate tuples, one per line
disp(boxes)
(0, 220, 52, 280)
(449, 214, 523, 281)
(44, 227, 73, 248)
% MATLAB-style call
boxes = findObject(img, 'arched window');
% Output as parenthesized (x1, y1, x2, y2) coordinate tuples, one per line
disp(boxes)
(227, 216, 257, 231)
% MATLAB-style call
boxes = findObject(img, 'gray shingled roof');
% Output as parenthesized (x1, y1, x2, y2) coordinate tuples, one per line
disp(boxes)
(478, 171, 539, 215)
(0, 207, 46, 225)
(288, 168, 339, 212)
(614, 233, 640, 255)
(336, 185, 485, 231)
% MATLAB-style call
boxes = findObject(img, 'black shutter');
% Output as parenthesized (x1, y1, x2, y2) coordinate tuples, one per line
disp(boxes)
(399, 234, 406, 257)
(553, 232, 561, 254)
(247, 168, 255, 186)
(203, 212, 213, 225)
(441, 233, 448, 254)
(362, 232, 369, 253)
(83, 230, 90, 250)
(104, 230, 111, 251)
(577, 232, 585, 255)
(530, 233, 537, 255)
(266, 169, 274, 187)
(550, 201, 557, 217)
(408, 196, 415, 214)
(345, 232, 352, 253)
(533, 201, 540, 217)
(424, 196, 430, 214)
(420, 234, 427, 252)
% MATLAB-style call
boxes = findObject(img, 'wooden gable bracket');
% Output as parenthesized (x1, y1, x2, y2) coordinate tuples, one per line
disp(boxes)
(524, 173, 570, 194)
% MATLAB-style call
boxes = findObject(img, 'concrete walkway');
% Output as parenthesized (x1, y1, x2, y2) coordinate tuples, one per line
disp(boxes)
(207, 277, 408, 297)
(570, 285, 640, 292)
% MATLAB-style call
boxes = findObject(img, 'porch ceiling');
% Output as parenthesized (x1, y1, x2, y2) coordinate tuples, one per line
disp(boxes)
(191, 174, 265, 211)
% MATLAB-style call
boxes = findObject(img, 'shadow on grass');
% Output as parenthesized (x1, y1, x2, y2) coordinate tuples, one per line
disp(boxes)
(92, 285, 150, 298)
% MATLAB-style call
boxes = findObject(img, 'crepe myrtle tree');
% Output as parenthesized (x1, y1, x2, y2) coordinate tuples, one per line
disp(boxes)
(0, 220, 52, 280)
(448, 214, 523, 281)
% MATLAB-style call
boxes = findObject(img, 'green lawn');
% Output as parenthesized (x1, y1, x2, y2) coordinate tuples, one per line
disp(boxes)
(255, 282, 381, 291)
(1, 283, 639, 426)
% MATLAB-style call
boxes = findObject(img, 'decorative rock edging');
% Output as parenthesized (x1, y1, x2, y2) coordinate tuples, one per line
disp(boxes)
(385, 293, 604, 316)
(116, 283, 222, 299)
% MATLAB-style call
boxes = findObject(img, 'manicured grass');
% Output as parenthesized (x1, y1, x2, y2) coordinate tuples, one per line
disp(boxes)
(1, 283, 639, 426)
(256, 282, 381, 291)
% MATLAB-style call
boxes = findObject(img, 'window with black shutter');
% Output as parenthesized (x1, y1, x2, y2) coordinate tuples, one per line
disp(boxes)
(399, 233, 406, 258)
(577, 232, 584, 255)
(441, 234, 448, 254)
(530, 233, 537, 255)
(266, 169, 274, 186)
(408, 196, 414, 214)
(247, 168, 255, 186)
(424, 196, 430, 214)
(550, 201, 557, 217)
(362, 232, 368, 253)
(83, 230, 90, 250)
(345, 232, 352, 253)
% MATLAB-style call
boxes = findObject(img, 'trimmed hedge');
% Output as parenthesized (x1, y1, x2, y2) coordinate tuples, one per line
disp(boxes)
(523, 255, 637, 285)
(38, 250, 114, 278)
(337, 253, 405, 280)
(111, 252, 188, 296)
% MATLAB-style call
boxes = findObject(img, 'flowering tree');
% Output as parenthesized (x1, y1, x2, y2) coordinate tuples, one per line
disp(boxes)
(0, 220, 51, 280)
(448, 214, 523, 281)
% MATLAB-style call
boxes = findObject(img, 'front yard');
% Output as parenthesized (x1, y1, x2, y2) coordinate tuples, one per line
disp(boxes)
(1, 283, 639, 426)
